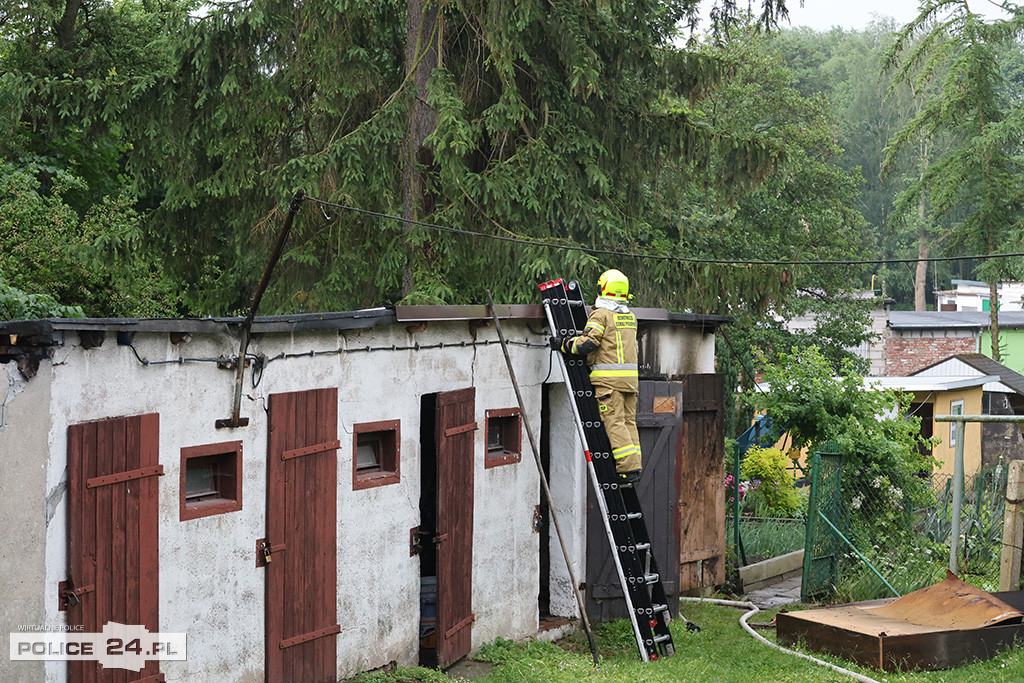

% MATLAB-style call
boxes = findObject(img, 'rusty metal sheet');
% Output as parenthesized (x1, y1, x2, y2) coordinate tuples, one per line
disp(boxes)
(872, 570, 1023, 630)
(776, 573, 1024, 672)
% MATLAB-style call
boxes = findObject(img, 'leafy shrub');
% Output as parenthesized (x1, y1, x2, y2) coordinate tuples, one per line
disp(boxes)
(740, 446, 801, 517)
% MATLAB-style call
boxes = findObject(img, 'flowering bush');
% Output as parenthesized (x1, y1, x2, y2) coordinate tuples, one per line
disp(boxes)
(724, 474, 760, 506)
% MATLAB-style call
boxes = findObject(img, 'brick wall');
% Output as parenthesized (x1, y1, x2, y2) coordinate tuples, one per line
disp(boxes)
(885, 335, 977, 375)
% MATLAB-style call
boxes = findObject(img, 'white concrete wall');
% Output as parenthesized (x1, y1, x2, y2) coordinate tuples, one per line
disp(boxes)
(0, 362, 50, 683)
(3, 317, 557, 682)
(544, 383, 588, 618)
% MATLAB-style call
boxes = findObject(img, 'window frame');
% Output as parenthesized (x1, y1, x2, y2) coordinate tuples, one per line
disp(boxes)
(352, 419, 401, 490)
(179, 441, 243, 521)
(949, 399, 965, 448)
(485, 407, 522, 469)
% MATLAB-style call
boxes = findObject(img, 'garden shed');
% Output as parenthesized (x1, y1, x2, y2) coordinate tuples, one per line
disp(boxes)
(0, 302, 727, 682)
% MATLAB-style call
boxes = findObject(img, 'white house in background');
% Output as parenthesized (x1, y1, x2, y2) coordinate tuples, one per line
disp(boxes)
(935, 280, 1024, 312)
(0, 302, 727, 682)
(782, 290, 893, 376)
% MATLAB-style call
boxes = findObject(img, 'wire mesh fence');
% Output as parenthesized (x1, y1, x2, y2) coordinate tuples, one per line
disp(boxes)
(726, 515, 805, 565)
(803, 453, 1009, 604)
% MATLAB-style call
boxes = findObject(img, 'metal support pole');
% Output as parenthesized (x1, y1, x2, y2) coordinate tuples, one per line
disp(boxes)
(950, 421, 965, 575)
(216, 190, 304, 429)
(485, 291, 600, 667)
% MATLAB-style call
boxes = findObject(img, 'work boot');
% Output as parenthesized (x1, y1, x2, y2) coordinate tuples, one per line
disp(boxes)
(618, 469, 642, 485)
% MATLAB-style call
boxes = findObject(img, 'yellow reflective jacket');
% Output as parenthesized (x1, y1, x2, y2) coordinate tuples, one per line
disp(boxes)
(564, 298, 638, 392)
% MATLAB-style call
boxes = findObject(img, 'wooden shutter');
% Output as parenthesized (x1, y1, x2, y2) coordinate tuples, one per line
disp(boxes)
(266, 388, 339, 683)
(66, 413, 163, 683)
(435, 387, 476, 667)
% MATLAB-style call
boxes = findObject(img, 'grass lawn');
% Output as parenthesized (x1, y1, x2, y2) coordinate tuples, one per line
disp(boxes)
(352, 601, 1024, 682)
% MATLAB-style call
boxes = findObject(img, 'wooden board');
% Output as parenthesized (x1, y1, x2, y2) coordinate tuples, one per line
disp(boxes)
(67, 414, 161, 683)
(266, 388, 339, 683)
(435, 387, 475, 668)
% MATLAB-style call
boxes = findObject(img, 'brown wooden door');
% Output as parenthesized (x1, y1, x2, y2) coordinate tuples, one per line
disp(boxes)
(435, 388, 476, 668)
(266, 388, 340, 683)
(677, 374, 725, 591)
(66, 413, 162, 683)
(586, 381, 681, 620)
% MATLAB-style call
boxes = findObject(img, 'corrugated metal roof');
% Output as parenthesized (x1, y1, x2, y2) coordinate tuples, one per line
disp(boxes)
(888, 311, 1024, 329)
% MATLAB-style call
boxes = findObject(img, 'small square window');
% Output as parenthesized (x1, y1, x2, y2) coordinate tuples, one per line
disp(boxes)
(353, 420, 400, 490)
(180, 441, 242, 521)
(485, 408, 521, 469)
(950, 400, 965, 447)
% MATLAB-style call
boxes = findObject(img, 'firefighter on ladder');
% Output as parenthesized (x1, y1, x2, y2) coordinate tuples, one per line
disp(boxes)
(551, 269, 642, 484)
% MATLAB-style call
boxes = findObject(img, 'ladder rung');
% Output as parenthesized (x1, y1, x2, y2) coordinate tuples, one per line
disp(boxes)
(653, 634, 672, 643)
(645, 573, 659, 584)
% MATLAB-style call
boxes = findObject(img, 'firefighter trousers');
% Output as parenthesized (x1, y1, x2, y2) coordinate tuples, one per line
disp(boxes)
(595, 388, 641, 473)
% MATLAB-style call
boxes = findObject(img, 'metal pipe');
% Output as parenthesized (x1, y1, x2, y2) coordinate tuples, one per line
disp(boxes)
(951, 421, 965, 574)
(217, 190, 305, 429)
(934, 415, 1024, 423)
(485, 290, 600, 667)
(816, 511, 900, 598)
(540, 296, 649, 663)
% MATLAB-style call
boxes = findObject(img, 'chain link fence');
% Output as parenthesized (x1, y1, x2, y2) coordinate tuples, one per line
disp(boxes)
(802, 448, 1009, 603)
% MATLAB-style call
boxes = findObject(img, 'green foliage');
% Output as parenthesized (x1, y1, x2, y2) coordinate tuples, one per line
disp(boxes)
(748, 345, 936, 472)
(0, 161, 177, 317)
(883, 2, 1024, 320)
(0, 276, 84, 320)
(740, 447, 801, 517)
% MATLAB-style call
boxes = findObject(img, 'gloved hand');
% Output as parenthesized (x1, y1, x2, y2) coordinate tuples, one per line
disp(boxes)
(549, 336, 564, 351)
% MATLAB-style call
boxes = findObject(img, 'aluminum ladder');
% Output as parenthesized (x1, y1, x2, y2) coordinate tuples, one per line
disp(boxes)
(539, 278, 675, 661)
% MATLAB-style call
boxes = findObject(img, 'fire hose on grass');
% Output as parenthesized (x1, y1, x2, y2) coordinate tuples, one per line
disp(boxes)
(678, 597, 881, 683)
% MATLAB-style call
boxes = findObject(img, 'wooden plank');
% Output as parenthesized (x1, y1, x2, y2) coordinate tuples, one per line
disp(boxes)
(97, 416, 113, 679)
(112, 416, 127, 680)
(138, 413, 161, 682)
(126, 417, 141, 636)
(436, 387, 475, 668)
(265, 392, 287, 683)
(280, 623, 341, 649)
(444, 422, 478, 437)
(319, 387, 338, 678)
(1000, 460, 1024, 590)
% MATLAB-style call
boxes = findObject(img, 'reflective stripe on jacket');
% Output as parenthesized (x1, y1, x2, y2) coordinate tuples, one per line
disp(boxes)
(566, 299, 638, 392)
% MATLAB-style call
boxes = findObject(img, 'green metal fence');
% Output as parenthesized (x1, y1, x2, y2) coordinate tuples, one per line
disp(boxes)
(801, 445, 1009, 603)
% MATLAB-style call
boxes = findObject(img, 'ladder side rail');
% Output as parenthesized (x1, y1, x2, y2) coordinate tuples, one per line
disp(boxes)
(541, 294, 650, 662)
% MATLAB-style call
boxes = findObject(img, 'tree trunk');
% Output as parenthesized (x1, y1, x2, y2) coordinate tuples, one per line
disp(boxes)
(401, 0, 441, 297)
(56, 0, 83, 52)
(914, 229, 929, 311)
(914, 138, 930, 311)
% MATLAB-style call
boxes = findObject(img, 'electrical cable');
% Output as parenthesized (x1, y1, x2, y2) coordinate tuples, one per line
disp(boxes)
(678, 597, 881, 683)
(305, 195, 1024, 269)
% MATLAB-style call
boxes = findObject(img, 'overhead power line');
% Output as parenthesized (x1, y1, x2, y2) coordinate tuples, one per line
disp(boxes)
(305, 196, 1024, 268)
